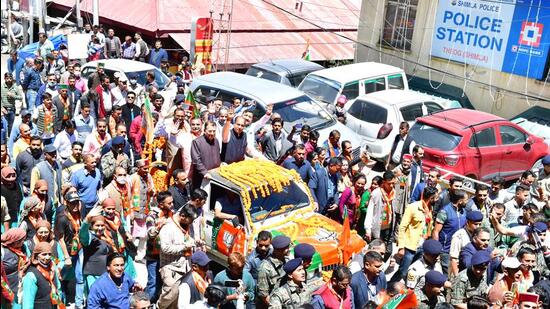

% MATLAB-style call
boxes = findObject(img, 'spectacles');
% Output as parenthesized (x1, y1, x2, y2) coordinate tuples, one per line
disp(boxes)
(127, 96, 135, 99)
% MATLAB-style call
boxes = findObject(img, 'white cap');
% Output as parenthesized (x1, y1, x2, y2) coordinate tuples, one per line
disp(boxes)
(501, 257, 521, 269)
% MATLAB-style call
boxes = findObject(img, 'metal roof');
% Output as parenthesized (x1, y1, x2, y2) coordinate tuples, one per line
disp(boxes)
(51, 0, 360, 34)
(250, 59, 325, 74)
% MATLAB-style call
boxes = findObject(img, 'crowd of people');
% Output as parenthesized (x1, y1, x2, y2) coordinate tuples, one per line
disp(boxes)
(1, 23, 550, 309)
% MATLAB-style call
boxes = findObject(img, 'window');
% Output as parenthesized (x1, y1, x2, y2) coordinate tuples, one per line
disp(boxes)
(388, 74, 405, 89)
(342, 82, 360, 100)
(400, 103, 423, 122)
(348, 100, 388, 124)
(408, 123, 462, 151)
(469, 128, 496, 147)
(81, 67, 95, 79)
(381, 0, 418, 50)
(289, 73, 309, 87)
(363, 78, 386, 94)
(246, 67, 282, 83)
(500, 125, 526, 145)
(425, 102, 443, 114)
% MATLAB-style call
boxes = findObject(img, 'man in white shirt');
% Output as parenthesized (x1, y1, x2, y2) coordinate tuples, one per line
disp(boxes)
(111, 78, 128, 107)
(504, 184, 530, 226)
(53, 119, 79, 160)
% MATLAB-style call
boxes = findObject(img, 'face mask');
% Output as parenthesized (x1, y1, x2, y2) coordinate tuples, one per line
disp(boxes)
(115, 176, 127, 185)
(315, 162, 321, 169)
(31, 148, 42, 156)
(48, 82, 56, 88)
(74, 71, 81, 77)
(39, 260, 52, 268)
(130, 79, 137, 85)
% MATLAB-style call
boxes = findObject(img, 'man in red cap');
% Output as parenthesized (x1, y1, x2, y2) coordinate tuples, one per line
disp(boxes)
(518, 292, 540, 309)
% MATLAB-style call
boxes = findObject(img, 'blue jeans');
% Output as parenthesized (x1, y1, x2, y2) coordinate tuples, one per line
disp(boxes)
(74, 251, 85, 308)
(26, 89, 38, 114)
(4, 110, 15, 137)
(146, 259, 161, 302)
(391, 248, 416, 283)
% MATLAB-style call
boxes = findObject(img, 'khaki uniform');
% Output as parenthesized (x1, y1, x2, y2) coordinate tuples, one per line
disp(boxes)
(257, 257, 285, 299)
(450, 269, 488, 306)
(415, 287, 446, 309)
(406, 257, 443, 289)
(268, 280, 314, 309)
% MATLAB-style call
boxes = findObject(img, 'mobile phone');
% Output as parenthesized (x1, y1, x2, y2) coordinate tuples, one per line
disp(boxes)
(295, 123, 303, 130)
(510, 282, 518, 297)
(224, 280, 240, 288)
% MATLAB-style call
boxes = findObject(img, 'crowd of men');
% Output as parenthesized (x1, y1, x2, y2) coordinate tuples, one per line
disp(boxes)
(1, 23, 550, 309)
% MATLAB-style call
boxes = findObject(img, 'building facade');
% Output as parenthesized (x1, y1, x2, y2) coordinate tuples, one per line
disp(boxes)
(356, 0, 550, 118)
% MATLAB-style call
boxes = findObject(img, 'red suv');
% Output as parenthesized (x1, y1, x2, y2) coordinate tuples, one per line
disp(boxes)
(407, 109, 549, 183)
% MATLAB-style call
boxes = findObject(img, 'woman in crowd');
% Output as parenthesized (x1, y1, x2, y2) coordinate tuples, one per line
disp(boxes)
(19, 196, 47, 241)
(79, 207, 112, 295)
(24, 220, 65, 273)
(315, 146, 327, 167)
(356, 175, 383, 238)
(21, 242, 64, 309)
(339, 173, 367, 229)
(1, 228, 28, 308)
(338, 158, 353, 192)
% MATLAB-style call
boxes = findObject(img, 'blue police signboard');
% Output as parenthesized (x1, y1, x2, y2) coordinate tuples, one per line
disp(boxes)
(431, 0, 550, 79)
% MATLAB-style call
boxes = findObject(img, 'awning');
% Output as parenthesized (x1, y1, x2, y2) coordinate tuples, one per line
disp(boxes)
(170, 31, 356, 67)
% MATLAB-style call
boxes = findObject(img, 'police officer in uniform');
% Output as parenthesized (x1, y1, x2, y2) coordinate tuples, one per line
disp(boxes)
(450, 250, 490, 308)
(416, 270, 447, 309)
(257, 235, 290, 308)
(269, 258, 316, 309)
(406, 239, 445, 289)
(294, 243, 323, 286)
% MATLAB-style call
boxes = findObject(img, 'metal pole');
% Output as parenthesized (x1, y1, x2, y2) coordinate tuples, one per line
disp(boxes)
(223, 0, 234, 71)
(43, 0, 50, 35)
(7, 3, 13, 50)
(92, 0, 99, 26)
(29, 0, 34, 44)
(76, 0, 83, 29)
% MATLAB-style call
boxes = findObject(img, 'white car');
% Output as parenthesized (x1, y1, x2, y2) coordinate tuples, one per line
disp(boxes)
(345, 89, 461, 160)
(80, 59, 177, 114)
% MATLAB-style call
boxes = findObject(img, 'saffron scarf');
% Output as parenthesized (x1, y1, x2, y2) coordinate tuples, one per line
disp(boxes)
(103, 215, 125, 253)
(191, 271, 210, 295)
(66, 211, 81, 256)
(421, 200, 433, 239)
(380, 187, 395, 229)
(36, 264, 65, 309)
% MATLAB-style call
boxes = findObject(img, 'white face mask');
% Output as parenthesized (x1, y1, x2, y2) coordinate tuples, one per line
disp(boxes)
(115, 176, 127, 185)
(130, 79, 137, 85)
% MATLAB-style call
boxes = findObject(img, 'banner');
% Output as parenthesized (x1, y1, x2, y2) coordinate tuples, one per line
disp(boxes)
(431, 0, 550, 80)
(190, 17, 214, 74)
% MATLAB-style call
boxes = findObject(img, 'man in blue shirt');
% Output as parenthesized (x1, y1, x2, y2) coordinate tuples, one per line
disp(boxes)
(21, 58, 44, 115)
(87, 253, 140, 309)
(7, 51, 25, 85)
(149, 40, 168, 68)
(282, 144, 312, 183)
(244, 230, 272, 283)
(71, 154, 102, 218)
(350, 251, 387, 308)
(214, 252, 255, 308)
(308, 157, 341, 215)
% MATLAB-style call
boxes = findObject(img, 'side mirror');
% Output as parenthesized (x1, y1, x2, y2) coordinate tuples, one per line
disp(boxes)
(526, 136, 535, 145)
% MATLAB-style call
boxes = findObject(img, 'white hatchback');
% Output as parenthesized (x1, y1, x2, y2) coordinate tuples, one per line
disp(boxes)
(345, 89, 461, 161)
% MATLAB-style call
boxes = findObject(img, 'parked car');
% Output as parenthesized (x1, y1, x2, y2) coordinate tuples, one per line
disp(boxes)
(80, 59, 177, 111)
(510, 106, 550, 147)
(407, 109, 549, 185)
(345, 89, 461, 160)
(201, 160, 365, 267)
(190, 72, 362, 155)
(245, 59, 324, 87)
(298, 62, 408, 108)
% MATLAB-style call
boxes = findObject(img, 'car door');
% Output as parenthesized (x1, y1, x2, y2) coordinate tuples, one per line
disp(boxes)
(399, 103, 424, 127)
(497, 124, 530, 179)
(467, 125, 501, 181)
(345, 99, 388, 141)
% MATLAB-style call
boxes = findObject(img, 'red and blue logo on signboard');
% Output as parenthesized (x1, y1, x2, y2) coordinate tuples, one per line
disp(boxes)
(519, 21, 544, 48)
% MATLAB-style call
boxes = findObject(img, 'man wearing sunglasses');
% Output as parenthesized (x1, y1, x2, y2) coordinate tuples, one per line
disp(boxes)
(450, 250, 490, 309)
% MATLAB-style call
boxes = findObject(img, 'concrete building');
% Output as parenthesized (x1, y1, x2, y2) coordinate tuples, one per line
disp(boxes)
(356, 0, 550, 118)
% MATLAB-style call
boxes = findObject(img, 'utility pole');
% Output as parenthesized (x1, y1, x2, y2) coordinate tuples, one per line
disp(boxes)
(92, 0, 99, 26)
(28, 0, 33, 44)
(76, 0, 83, 29)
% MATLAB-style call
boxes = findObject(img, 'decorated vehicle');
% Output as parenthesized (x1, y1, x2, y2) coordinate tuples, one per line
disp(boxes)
(200, 160, 365, 270)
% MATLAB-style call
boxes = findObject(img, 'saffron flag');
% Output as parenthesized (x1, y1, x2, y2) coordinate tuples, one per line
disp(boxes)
(302, 40, 310, 61)
(185, 89, 200, 118)
(140, 96, 154, 145)
(378, 290, 418, 309)
(339, 206, 352, 263)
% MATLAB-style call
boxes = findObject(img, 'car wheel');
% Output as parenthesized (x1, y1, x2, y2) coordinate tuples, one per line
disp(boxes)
(531, 157, 543, 173)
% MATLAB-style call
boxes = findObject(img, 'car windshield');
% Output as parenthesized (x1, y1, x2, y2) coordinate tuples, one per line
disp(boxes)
(272, 95, 334, 131)
(409, 122, 463, 151)
(249, 181, 310, 222)
(512, 118, 550, 139)
(298, 75, 340, 104)
(130, 69, 170, 90)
